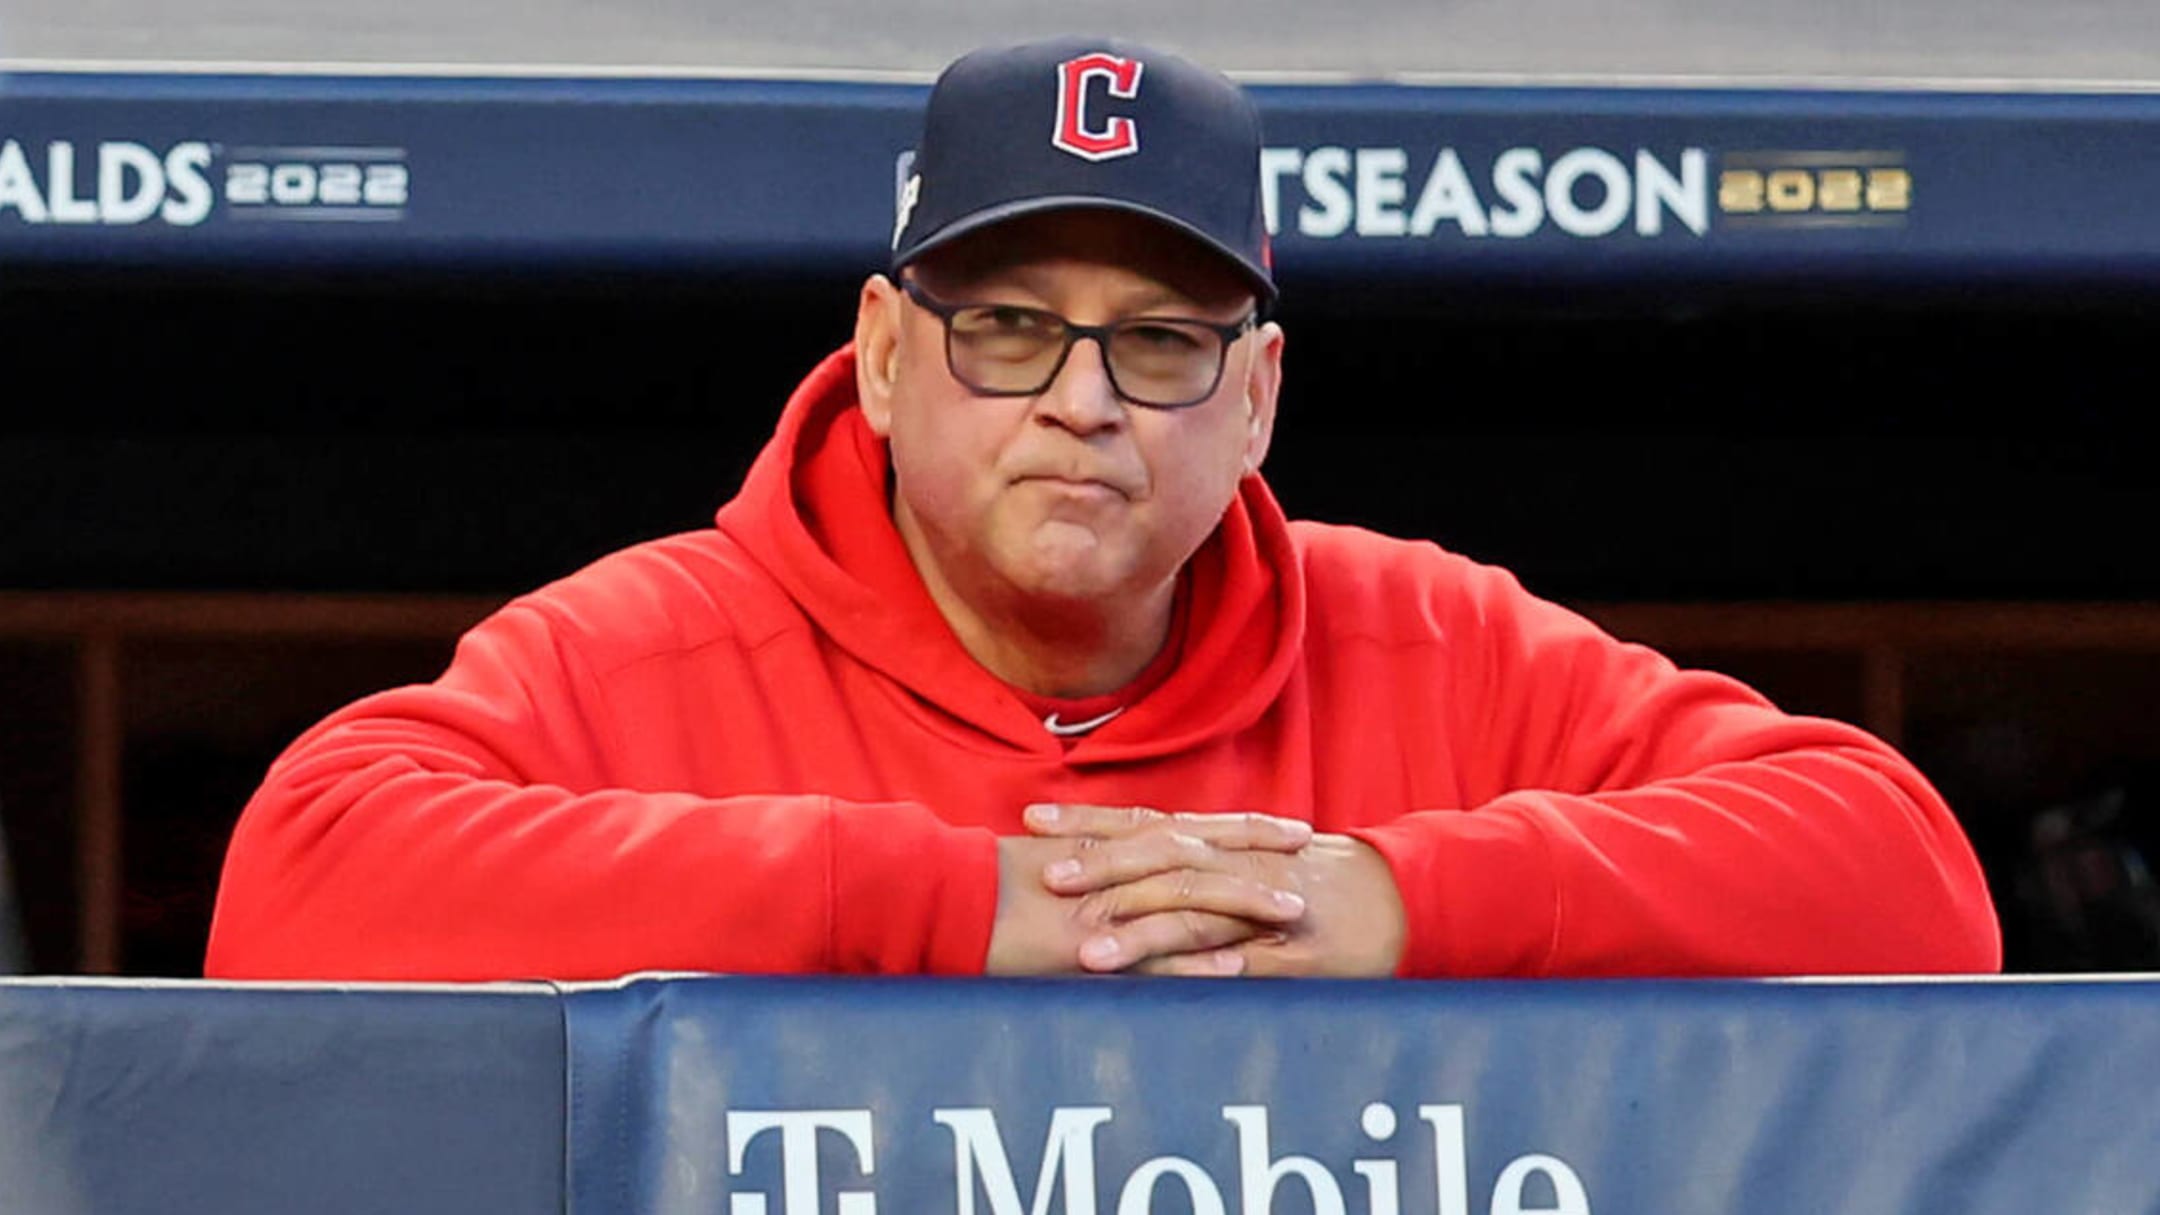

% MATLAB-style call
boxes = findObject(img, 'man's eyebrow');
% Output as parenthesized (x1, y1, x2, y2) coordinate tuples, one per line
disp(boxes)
(1120, 286, 1215, 316)
(978, 266, 1225, 316)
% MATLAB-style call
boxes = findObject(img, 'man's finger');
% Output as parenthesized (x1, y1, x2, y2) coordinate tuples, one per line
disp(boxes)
(1026, 803, 1313, 852)
(1128, 948, 1247, 978)
(1024, 803, 1164, 837)
(1168, 810, 1315, 853)
(1076, 909, 1262, 972)
(1079, 867, 1306, 926)
(1042, 828, 1216, 893)
(1041, 826, 1308, 895)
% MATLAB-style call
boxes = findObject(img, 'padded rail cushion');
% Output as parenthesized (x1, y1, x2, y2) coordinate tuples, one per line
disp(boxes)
(0, 978, 565, 1215)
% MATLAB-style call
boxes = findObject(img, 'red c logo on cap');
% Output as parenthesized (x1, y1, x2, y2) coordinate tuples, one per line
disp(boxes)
(1053, 53, 1144, 162)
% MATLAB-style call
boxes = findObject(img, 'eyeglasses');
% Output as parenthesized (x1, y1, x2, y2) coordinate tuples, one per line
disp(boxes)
(900, 278, 1256, 410)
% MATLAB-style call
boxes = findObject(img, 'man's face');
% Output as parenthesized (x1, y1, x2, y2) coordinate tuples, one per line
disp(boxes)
(856, 210, 1283, 612)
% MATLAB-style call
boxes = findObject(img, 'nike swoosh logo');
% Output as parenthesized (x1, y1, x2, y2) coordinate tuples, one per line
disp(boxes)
(1043, 707, 1125, 737)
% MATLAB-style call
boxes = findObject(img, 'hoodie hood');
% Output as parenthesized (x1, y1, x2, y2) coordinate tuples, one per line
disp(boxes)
(716, 344, 1305, 763)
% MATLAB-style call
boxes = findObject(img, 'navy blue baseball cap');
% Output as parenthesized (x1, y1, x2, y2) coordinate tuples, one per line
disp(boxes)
(890, 37, 1277, 312)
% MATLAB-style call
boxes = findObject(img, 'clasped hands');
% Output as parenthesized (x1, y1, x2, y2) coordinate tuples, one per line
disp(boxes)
(985, 803, 1406, 978)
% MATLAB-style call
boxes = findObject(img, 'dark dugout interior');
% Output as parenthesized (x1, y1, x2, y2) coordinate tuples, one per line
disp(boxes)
(7, 267, 2152, 599)
(2, 265, 2157, 974)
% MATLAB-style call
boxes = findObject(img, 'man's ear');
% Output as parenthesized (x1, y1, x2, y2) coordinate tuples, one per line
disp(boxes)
(1240, 320, 1285, 476)
(854, 274, 904, 437)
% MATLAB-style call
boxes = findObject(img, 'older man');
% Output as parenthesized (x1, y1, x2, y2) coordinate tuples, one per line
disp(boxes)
(206, 38, 1999, 981)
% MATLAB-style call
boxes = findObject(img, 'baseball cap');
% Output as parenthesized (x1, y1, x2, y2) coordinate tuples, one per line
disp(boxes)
(890, 37, 1277, 312)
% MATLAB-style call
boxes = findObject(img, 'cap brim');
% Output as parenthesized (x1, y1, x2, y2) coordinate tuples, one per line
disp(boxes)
(893, 195, 1277, 312)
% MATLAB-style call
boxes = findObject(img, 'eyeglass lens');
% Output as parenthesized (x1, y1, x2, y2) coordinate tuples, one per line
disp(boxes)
(947, 307, 1228, 407)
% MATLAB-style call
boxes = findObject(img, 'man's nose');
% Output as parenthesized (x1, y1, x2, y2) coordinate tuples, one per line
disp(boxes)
(1033, 335, 1126, 433)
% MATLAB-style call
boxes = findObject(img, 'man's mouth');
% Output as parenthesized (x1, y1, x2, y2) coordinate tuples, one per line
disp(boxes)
(1017, 473, 1130, 499)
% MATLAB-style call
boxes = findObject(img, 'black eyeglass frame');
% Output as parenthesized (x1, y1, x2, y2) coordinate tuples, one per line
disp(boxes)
(898, 277, 1258, 411)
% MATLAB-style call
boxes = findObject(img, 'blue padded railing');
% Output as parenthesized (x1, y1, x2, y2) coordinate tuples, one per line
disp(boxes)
(3, 974, 2158, 1214)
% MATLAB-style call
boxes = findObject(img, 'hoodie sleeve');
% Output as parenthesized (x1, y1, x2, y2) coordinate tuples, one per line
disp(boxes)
(1343, 558, 2001, 979)
(203, 601, 999, 982)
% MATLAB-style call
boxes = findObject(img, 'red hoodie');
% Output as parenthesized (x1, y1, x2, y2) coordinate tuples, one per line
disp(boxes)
(205, 346, 2001, 981)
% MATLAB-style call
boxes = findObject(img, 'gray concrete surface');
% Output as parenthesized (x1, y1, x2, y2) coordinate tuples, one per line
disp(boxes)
(3, 0, 2157, 86)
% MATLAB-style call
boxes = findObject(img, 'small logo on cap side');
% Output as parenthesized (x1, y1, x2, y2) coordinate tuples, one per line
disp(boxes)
(1053, 53, 1144, 162)
(893, 170, 922, 249)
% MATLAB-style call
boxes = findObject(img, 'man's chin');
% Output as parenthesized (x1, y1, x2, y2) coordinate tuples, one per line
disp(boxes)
(1002, 561, 1127, 606)
(994, 544, 1143, 608)
(975, 517, 1175, 610)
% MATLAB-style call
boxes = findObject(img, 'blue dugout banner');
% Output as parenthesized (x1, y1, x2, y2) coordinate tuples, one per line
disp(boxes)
(4, 975, 2160, 1214)
(3, 72, 2160, 285)
(0, 978, 564, 1214)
